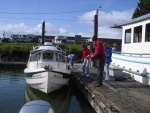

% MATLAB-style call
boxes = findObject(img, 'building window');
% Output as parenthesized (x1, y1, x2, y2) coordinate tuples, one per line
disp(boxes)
(125, 29, 131, 43)
(145, 23, 150, 42)
(134, 25, 142, 43)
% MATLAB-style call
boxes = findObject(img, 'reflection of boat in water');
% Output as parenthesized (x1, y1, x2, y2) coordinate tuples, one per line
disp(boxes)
(24, 42, 72, 93)
(25, 82, 96, 113)
(25, 85, 70, 113)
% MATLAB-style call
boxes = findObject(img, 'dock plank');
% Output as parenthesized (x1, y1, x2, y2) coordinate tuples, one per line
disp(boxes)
(71, 65, 150, 113)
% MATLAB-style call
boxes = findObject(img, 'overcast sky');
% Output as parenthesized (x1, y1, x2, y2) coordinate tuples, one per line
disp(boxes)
(0, 0, 139, 38)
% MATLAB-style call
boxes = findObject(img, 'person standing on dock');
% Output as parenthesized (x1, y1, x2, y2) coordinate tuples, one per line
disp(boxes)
(68, 54, 76, 68)
(81, 44, 90, 77)
(104, 43, 112, 80)
(90, 35, 106, 86)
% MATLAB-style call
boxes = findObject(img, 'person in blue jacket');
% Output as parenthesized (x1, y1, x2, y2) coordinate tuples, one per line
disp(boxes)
(67, 54, 76, 67)
(104, 43, 112, 80)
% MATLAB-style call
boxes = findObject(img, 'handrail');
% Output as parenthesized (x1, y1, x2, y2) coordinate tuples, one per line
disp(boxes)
(56, 52, 68, 70)
(111, 64, 150, 78)
(112, 51, 150, 56)
(58, 53, 59, 68)
(0, 54, 1, 62)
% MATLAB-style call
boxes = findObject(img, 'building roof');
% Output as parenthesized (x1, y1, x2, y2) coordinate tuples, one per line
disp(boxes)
(111, 13, 150, 28)
(33, 33, 121, 39)
(98, 35, 121, 39)
(11, 33, 121, 40)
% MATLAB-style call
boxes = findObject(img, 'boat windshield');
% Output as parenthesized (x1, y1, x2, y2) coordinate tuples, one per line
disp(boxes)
(42, 51, 66, 63)
(43, 52, 53, 61)
(30, 53, 40, 61)
(29, 50, 66, 63)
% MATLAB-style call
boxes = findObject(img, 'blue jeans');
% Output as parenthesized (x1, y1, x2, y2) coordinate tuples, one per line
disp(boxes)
(82, 58, 89, 75)
(68, 54, 76, 66)
(105, 63, 110, 80)
(69, 58, 73, 66)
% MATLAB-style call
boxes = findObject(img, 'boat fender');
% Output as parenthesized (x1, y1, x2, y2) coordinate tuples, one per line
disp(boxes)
(19, 100, 54, 113)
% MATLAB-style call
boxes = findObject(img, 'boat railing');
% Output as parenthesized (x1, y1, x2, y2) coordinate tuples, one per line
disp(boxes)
(111, 64, 150, 78)
(112, 51, 150, 57)
(0, 54, 1, 62)
(56, 51, 68, 70)
(33, 46, 40, 50)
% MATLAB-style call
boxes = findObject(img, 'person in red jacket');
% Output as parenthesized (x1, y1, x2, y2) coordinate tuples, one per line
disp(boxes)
(81, 44, 90, 77)
(90, 35, 106, 86)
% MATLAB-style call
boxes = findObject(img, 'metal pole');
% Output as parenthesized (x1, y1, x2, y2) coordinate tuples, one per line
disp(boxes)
(94, 10, 98, 37)
(93, 7, 101, 67)
(42, 20, 45, 45)
(94, 7, 101, 38)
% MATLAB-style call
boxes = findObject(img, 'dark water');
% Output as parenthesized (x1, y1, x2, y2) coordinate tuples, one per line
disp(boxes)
(0, 69, 96, 113)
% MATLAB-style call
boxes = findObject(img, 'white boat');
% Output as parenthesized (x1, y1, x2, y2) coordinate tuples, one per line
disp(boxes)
(111, 13, 150, 85)
(24, 42, 71, 93)
(19, 100, 54, 113)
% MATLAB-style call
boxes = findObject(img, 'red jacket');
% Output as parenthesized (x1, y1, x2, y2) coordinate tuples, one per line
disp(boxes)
(82, 48, 90, 60)
(92, 39, 106, 59)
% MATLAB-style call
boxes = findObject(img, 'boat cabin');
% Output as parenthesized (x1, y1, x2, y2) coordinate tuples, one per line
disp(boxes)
(27, 42, 67, 70)
(112, 13, 150, 54)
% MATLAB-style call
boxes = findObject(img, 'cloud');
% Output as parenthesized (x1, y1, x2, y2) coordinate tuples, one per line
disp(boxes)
(0, 23, 68, 38)
(58, 27, 67, 34)
(79, 9, 134, 38)
(79, 11, 95, 24)
(98, 27, 122, 38)
(0, 9, 134, 39)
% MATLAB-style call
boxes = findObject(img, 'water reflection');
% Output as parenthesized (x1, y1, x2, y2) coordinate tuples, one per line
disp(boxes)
(0, 69, 96, 113)
(0, 69, 26, 113)
(25, 83, 96, 113)
(25, 85, 70, 113)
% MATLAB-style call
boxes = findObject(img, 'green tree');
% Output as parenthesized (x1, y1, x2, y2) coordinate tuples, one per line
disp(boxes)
(132, 0, 150, 19)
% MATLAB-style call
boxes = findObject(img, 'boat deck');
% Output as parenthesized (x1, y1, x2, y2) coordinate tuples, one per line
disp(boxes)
(71, 64, 150, 113)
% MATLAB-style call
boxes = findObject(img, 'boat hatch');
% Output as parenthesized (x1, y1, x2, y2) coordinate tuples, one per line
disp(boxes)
(44, 42, 52, 46)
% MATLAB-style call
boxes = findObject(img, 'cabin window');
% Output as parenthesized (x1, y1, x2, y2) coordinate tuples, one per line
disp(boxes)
(43, 52, 53, 60)
(56, 53, 66, 62)
(134, 25, 142, 43)
(145, 23, 150, 42)
(124, 29, 131, 43)
(30, 53, 40, 61)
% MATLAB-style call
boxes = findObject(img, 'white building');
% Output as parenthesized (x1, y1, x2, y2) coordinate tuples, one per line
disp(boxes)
(10, 33, 121, 44)
(11, 34, 36, 42)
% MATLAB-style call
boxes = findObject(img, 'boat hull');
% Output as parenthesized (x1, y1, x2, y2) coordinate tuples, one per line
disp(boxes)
(111, 53, 150, 85)
(25, 71, 70, 93)
(112, 53, 150, 73)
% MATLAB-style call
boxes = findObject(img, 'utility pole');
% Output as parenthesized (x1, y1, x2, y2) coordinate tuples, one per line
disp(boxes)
(92, 7, 101, 67)
(42, 20, 45, 45)
(94, 6, 101, 38)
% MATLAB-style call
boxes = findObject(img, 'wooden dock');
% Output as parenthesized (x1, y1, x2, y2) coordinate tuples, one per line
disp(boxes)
(71, 64, 150, 113)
